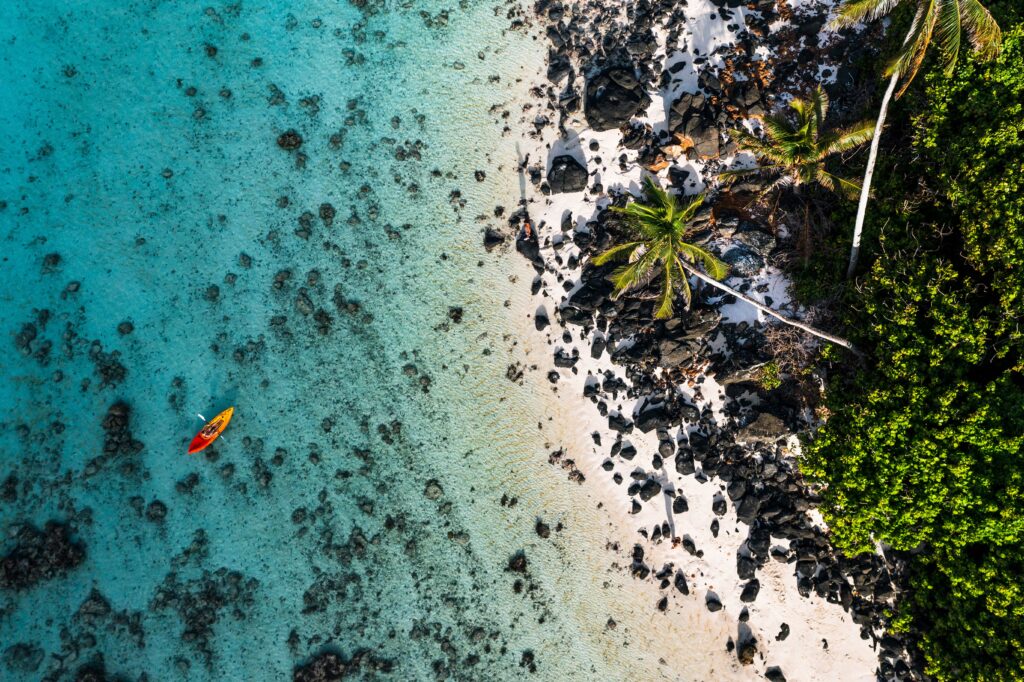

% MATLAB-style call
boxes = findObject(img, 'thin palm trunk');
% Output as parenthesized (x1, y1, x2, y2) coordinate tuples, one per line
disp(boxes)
(682, 263, 861, 354)
(846, 10, 923, 278)
(846, 70, 899, 278)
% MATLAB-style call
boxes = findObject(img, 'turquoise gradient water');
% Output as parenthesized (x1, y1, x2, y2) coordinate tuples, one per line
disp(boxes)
(0, 2, 682, 680)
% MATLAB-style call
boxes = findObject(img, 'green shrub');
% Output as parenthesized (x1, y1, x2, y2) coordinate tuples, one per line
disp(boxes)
(804, 24, 1024, 681)
(759, 361, 783, 390)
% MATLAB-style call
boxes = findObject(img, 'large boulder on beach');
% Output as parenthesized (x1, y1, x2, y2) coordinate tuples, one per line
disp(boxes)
(736, 623, 758, 664)
(547, 155, 589, 193)
(633, 394, 699, 432)
(681, 115, 720, 158)
(639, 478, 662, 501)
(720, 245, 764, 277)
(585, 67, 652, 131)
(567, 276, 614, 311)
(736, 411, 789, 444)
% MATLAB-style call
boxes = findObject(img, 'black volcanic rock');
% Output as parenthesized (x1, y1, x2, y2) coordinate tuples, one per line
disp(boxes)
(737, 623, 758, 664)
(740, 578, 761, 602)
(547, 155, 589, 193)
(585, 67, 652, 131)
(639, 478, 662, 501)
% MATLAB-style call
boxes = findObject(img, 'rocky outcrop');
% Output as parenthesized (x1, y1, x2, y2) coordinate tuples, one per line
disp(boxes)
(0, 521, 86, 591)
(584, 67, 651, 131)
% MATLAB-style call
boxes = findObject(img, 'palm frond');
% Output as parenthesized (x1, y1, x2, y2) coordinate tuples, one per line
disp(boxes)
(935, 0, 963, 76)
(730, 127, 779, 158)
(608, 247, 661, 298)
(815, 168, 837, 193)
(961, 0, 1002, 60)
(889, 2, 938, 97)
(641, 176, 676, 214)
(677, 194, 705, 223)
(655, 255, 676, 318)
(719, 166, 760, 181)
(673, 257, 694, 310)
(831, 0, 902, 27)
(809, 86, 829, 129)
(610, 203, 671, 240)
(592, 240, 644, 266)
(762, 115, 797, 149)
(677, 242, 729, 280)
(819, 169, 863, 200)
(824, 119, 875, 155)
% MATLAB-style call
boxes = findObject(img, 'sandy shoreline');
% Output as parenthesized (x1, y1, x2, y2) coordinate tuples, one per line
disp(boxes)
(496, 0, 886, 678)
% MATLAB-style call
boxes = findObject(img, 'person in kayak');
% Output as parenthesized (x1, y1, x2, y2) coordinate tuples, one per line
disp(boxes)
(200, 419, 221, 438)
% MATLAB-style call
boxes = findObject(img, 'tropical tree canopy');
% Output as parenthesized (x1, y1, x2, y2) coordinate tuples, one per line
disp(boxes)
(725, 86, 874, 199)
(833, 0, 1002, 96)
(593, 177, 727, 319)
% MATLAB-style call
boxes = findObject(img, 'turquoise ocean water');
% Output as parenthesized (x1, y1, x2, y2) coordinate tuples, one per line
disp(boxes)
(0, 2, 683, 680)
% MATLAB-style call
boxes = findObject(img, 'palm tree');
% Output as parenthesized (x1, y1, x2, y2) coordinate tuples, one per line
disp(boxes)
(593, 177, 859, 351)
(724, 86, 874, 200)
(593, 177, 727, 320)
(836, 0, 1001, 277)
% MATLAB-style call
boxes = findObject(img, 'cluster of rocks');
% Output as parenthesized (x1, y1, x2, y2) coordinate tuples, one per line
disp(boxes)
(14, 308, 54, 366)
(519, 0, 923, 674)
(531, 0, 878, 200)
(89, 341, 127, 388)
(0, 521, 86, 591)
(522, 198, 921, 676)
(18, 591, 148, 681)
(81, 401, 145, 478)
(149, 531, 259, 663)
(292, 650, 394, 681)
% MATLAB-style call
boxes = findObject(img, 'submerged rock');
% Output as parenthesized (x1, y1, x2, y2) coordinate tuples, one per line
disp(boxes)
(276, 129, 303, 150)
(507, 550, 528, 573)
(0, 521, 86, 590)
(293, 650, 394, 681)
(2, 642, 44, 673)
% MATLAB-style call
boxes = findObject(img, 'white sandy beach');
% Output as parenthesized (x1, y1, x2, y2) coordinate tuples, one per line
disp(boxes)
(496, 1, 883, 678)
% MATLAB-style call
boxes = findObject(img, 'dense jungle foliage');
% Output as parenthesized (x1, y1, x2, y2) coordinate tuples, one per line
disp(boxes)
(803, 4, 1024, 679)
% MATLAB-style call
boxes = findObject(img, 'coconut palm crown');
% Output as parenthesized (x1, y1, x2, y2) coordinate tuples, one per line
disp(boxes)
(592, 177, 728, 319)
(724, 86, 874, 200)
(833, 0, 1001, 98)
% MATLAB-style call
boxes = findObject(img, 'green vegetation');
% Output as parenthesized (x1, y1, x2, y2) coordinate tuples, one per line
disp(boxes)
(593, 177, 727, 319)
(835, 0, 1002, 96)
(725, 86, 873, 199)
(758, 361, 783, 391)
(803, 8, 1024, 679)
(836, 0, 1004, 276)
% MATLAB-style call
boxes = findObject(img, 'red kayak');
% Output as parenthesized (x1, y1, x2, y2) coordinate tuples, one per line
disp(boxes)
(188, 407, 234, 454)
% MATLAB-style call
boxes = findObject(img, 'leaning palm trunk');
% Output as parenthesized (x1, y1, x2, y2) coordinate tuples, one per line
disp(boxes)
(846, 8, 924, 278)
(681, 263, 861, 354)
(846, 69, 900, 278)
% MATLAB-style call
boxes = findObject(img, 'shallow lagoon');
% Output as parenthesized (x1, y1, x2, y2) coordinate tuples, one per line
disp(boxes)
(0, 2, 676, 679)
